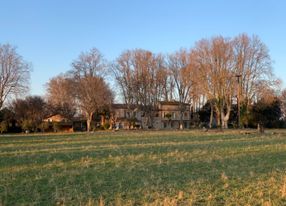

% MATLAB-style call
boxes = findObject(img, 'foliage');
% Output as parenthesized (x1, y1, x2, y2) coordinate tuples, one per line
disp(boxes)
(128, 117, 138, 128)
(197, 96, 286, 129)
(98, 122, 111, 130)
(251, 97, 284, 128)
(0, 121, 8, 133)
(0, 107, 15, 132)
(52, 122, 62, 132)
(11, 96, 46, 132)
(21, 119, 33, 132)
(198, 101, 212, 123)
(103, 122, 110, 130)
(164, 113, 172, 119)
(239, 100, 251, 127)
(39, 122, 50, 132)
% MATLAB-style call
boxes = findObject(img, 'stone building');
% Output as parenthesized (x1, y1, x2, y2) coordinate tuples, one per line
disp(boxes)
(110, 101, 191, 129)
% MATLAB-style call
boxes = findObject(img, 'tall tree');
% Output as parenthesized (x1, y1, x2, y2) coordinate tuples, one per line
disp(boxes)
(192, 36, 235, 128)
(113, 49, 168, 128)
(0, 44, 31, 109)
(11, 96, 46, 132)
(77, 76, 113, 132)
(112, 52, 135, 105)
(130, 50, 156, 128)
(167, 49, 194, 129)
(46, 75, 77, 119)
(112, 51, 137, 128)
(233, 34, 275, 126)
(71, 48, 113, 131)
(191, 34, 277, 128)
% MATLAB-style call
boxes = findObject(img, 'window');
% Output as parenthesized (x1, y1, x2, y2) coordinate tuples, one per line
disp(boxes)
(164, 113, 172, 119)
(184, 122, 188, 129)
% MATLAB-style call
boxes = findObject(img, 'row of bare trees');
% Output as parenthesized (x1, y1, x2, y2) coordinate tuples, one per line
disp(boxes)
(112, 34, 279, 128)
(0, 33, 282, 132)
(46, 48, 113, 132)
(193, 34, 279, 128)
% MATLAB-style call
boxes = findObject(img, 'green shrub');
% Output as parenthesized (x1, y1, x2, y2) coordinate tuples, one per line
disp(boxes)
(39, 122, 50, 132)
(0, 121, 8, 133)
(52, 122, 61, 132)
(22, 119, 33, 132)
(103, 122, 110, 130)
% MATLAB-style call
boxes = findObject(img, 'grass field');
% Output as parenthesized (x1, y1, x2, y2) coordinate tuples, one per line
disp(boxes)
(1, 130, 286, 205)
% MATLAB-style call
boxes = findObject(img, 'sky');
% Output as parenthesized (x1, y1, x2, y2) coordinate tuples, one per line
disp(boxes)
(0, 0, 285, 96)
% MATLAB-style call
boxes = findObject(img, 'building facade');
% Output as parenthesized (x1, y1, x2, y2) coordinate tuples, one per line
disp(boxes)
(110, 101, 191, 129)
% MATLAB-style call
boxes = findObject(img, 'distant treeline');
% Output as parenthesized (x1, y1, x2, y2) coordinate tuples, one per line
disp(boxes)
(1, 33, 286, 133)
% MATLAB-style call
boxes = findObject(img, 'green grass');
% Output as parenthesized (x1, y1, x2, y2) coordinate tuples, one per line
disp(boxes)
(1, 130, 286, 205)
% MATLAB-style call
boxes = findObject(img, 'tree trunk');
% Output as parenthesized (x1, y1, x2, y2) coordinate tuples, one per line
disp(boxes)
(245, 99, 250, 128)
(215, 106, 221, 128)
(147, 112, 153, 129)
(221, 105, 231, 129)
(86, 112, 93, 132)
(257, 123, 264, 133)
(0, 100, 3, 110)
(179, 111, 184, 129)
(221, 111, 226, 129)
(100, 115, 105, 126)
(209, 103, 214, 128)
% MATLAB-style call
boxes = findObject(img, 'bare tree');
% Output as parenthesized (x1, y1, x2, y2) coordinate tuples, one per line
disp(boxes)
(45, 74, 77, 119)
(192, 36, 235, 128)
(112, 49, 170, 128)
(167, 49, 194, 129)
(157, 64, 174, 102)
(233, 34, 275, 126)
(191, 34, 276, 129)
(0, 44, 31, 109)
(71, 48, 113, 131)
(72, 48, 106, 78)
(130, 50, 166, 128)
(112, 51, 137, 128)
(77, 76, 113, 132)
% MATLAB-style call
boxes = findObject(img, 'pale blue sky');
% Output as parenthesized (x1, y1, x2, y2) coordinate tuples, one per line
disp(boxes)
(0, 0, 285, 95)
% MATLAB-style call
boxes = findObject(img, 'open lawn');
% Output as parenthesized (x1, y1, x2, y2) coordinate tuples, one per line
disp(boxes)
(1, 130, 286, 205)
